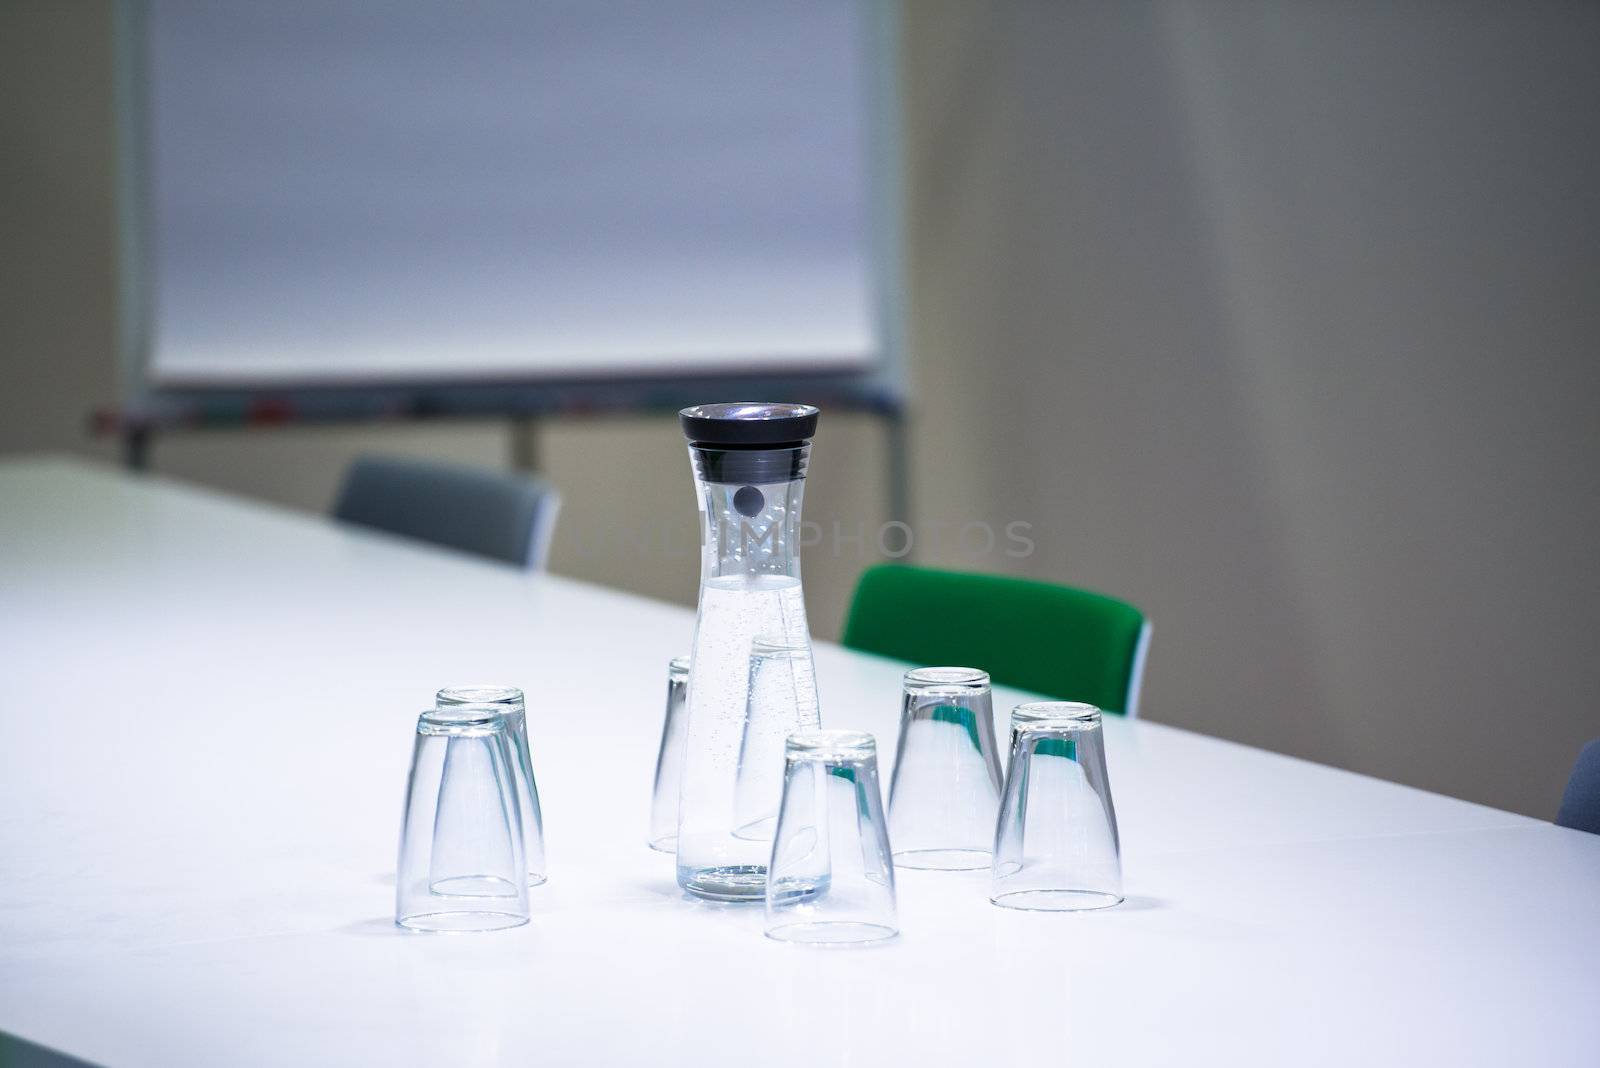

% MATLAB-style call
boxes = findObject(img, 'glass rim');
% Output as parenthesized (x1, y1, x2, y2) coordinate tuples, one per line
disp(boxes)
(435, 685, 525, 709)
(785, 728, 876, 760)
(668, 655, 691, 676)
(417, 706, 507, 736)
(396, 910, 530, 932)
(764, 919, 898, 945)
(903, 666, 990, 692)
(1011, 701, 1103, 730)
(989, 888, 1123, 913)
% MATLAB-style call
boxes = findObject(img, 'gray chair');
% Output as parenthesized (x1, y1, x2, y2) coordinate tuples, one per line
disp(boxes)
(1556, 739, 1600, 835)
(333, 455, 561, 570)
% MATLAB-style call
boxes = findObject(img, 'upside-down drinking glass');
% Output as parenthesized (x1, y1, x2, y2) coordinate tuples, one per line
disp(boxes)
(887, 667, 1003, 870)
(991, 702, 1123, 911)
(436, 685, 546, 886)
(396, 706, 529, 932)
(648, 656, 691, 853)
(765, 730, 897, 946)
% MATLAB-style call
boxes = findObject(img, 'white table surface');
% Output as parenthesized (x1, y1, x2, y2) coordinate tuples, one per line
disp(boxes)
(1, 457, 1596, 1067)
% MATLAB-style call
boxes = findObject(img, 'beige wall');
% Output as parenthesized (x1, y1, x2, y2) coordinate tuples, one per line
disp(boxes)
(901, 0, 1600, 816)
(3, 1, 1597, 817)
(1, 0, 119, 468)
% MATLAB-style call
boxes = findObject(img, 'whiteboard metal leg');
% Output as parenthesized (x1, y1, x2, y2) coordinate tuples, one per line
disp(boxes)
(884, 408, 911, 556)
(511, 415, 540, 474)
(123, 427, 151, 472)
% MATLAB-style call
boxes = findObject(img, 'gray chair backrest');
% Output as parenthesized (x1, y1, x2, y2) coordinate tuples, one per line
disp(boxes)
(1556, 739, 1600, 835)
(333, 455, 561, 570)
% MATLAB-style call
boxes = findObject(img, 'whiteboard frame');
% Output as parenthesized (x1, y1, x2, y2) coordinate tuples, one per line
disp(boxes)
(112, 0, 906, 428)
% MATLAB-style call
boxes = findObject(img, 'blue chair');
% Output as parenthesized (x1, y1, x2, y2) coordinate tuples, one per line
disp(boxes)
(1556, 739, 1600, 835)
(333, 455, 561, 569)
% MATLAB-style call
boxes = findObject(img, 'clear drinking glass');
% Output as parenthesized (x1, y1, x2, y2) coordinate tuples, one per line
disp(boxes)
(648, 656, 691, 853)
(765, 730, 898, 946)
(991, 702, 1123, 911)
(887, 667, 1003, 870)
(436, 685, 546, 886)
(677, 403, 822, 901)
(396, 706, 530, 932)
(733, 638, 821, 842)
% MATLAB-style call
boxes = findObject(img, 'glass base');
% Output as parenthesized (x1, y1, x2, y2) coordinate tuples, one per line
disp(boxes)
(766, 875, 830, 907)
(647, 836, 676, 854)
(732, 816, 778, 842)
(765, 921, 898, 946)
(429, 874, 522, 898)
(397, 911, 529, 933)
(527, 872, 548, 887)
(894, 848, 991, 871)
(990, 889, 1123, 912)
(679, 864, 767, 901)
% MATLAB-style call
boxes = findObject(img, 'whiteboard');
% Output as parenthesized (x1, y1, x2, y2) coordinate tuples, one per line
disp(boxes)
(139, 0, 888, 390)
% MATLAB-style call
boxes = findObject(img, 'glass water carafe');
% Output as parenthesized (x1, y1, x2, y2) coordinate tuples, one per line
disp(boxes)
(676, 403, 822, 901)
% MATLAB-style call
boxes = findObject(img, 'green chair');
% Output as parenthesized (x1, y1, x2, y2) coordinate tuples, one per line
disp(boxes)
(841, 565, 1150, 717)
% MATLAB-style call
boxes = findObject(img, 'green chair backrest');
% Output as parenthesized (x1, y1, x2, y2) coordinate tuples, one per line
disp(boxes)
(840, 565, 1149, 715)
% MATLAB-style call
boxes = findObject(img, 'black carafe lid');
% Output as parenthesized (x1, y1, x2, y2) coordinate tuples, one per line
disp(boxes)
(681, 403, 820, 484)
(679, 403, 820, 449)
